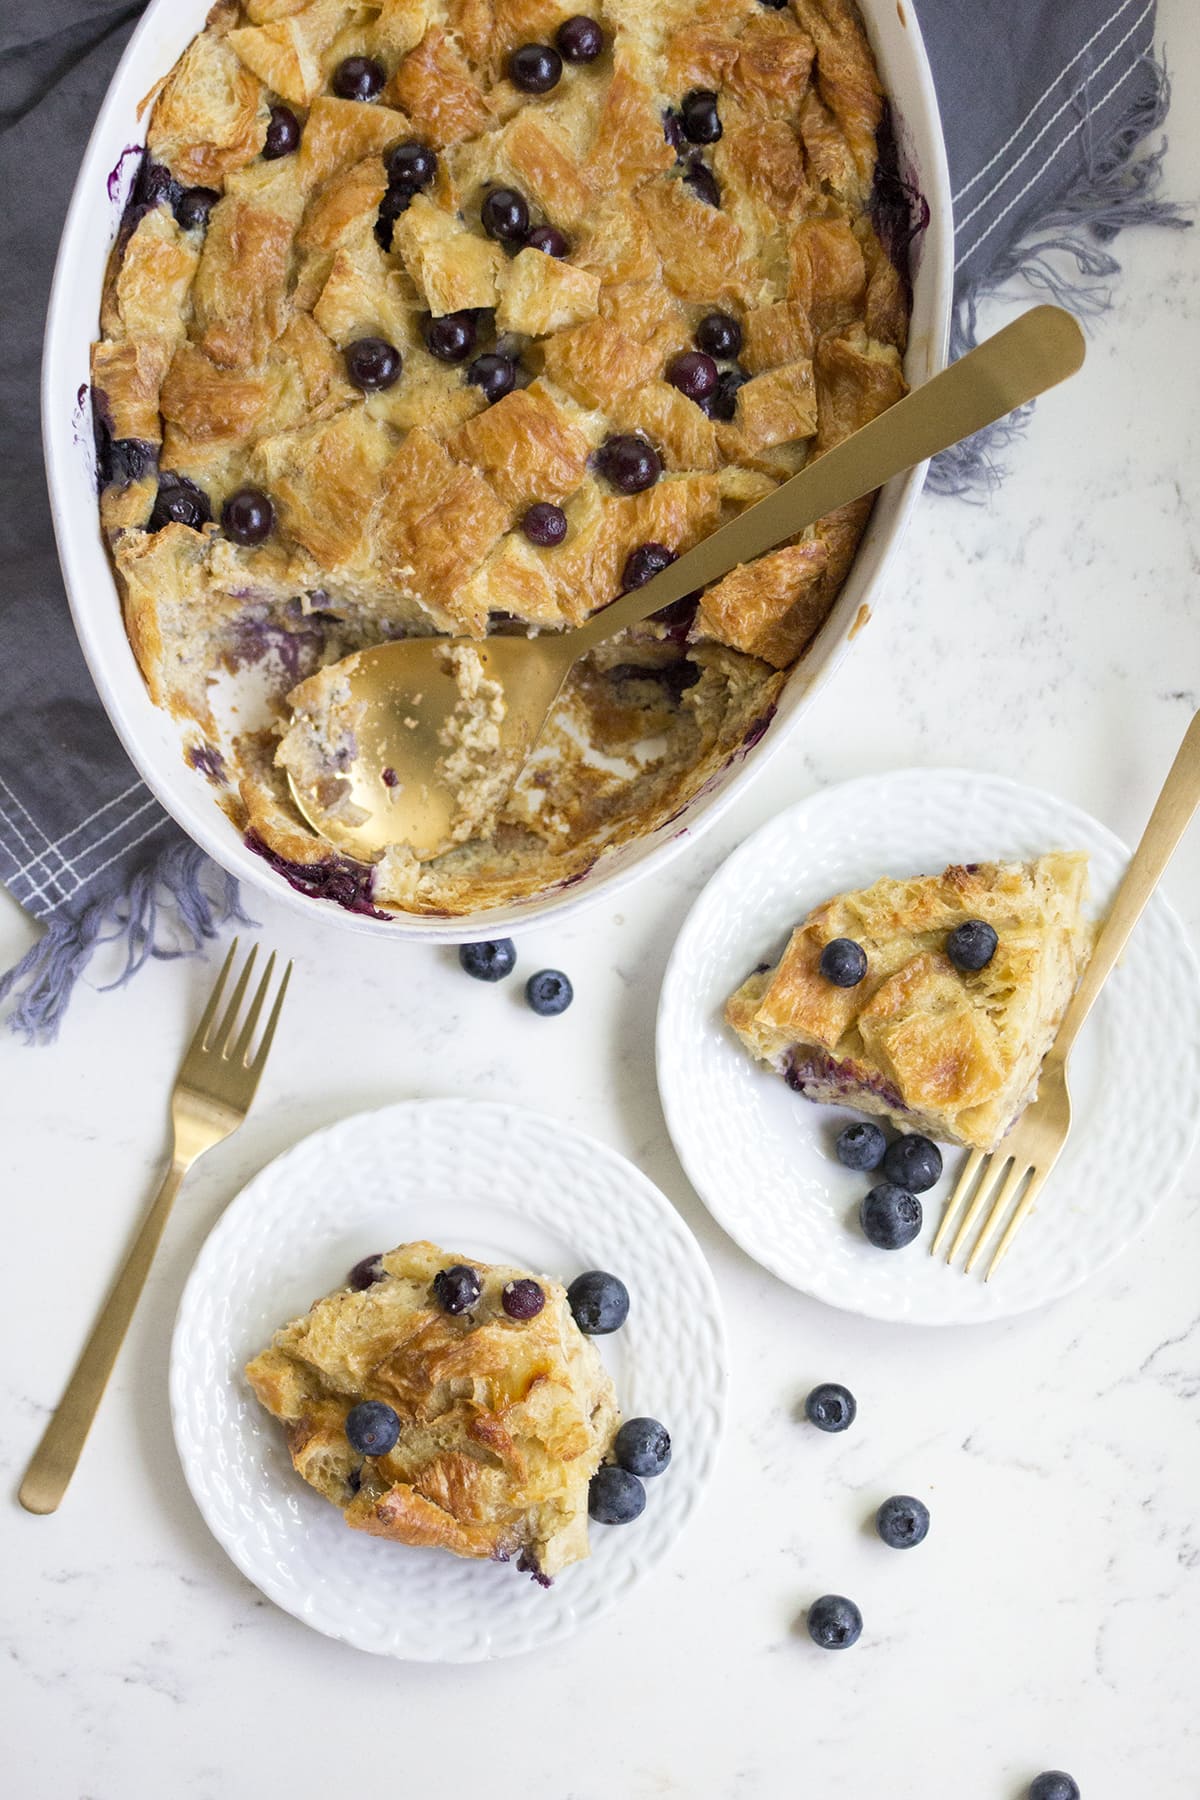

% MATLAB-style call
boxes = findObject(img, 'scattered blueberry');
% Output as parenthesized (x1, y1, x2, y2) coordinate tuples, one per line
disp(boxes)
(946, 918, 999, 971)
(344, 336, 401, 391)
(458, 938, 517, 981)
(596, 433, 661, 494)
(835, 1122, 887, 1172)
(695, 311, 742, 359)
(567, 1270, 629, 1335)
(683, 156, 720, 208)
(708, 366, 747, 421)
(175, 186, 219, 231)
(509, 42, 562, 93)
(375, 183, 412, 249)
(522, 502, 568, 547)
(882, 1135, 943, 1194)
(819, 938, 868, 987)
(263, 104, 301, 159)
(860, 1183, 923, 1250)
(681, 88, 722, 144)
(622, 541, 676, 590)
(386, 139, 437, 188)
(804, 1383, 857, 1432)
(1029, 1776, 1080, 1800)
(556, 15, 604, 61)
(807, 1594, 863, 1650)
(467, 353, 517, 403)
(613, 1417, 671, 1477)
(347, 1253, 384, 1291)
(424, 312, 477, 362)
(666, 349, 718, 403)
(345, 1399, 400, 1456)
(481, 185, 530, 242)
(221, 486, 274, 545)
(433, 1263, 482, 1314)
(588, 1464, 646, 1523)
(502, 1278, 545, 1320)
(332, 55, 385, 101)
(526, 969, 573, 1015)
(148, 471, 211, 531)
(526, 223, 569, 256)
(875, 1494, 930, 1549)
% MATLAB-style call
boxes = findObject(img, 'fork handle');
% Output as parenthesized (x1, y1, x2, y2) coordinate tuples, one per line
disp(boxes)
(18, 1156, 189, 1515)
(1055, 711, 1200, 1063)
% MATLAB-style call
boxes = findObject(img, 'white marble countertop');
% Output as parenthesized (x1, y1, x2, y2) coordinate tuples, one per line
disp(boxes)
(3, 14, 1198, 1795)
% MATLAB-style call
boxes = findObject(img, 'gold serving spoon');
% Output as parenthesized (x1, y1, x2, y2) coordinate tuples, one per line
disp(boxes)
(288, 304, 1085, 862)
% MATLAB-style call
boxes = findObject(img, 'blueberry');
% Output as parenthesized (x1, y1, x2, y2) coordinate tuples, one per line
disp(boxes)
(347, 1253, 385, 1291)
(98, 433, 156, 487)
(221, 486, 274, 545)
(622, 542, 676, 591)
(481, 186, 530, 243)
(375, 183, 412, 249)
(681, 89, 722, 144)
(613, 1417, 671, 1477)
(386, 139, 437, 188)
(708, 366, 747, 421)
(875, 1494, 930, 1549)
(683, 156, 720, 207)
(835, 1122, 887, 1172)
(946, 918, 999, 971)
(1029, 1776, 1080, 1800)
(758, 0, 788, 8)
(502, 1278, 545, 1320)
(804, 1382, 857, 1432)
(263, 104, 301, 159)
(860, 1183, 923, 1250)
(526, 223, 569, 257)
(596, 433, 661, 494)
(819, 938, 868, 986)
(588, 1465, 646, 1523)
(133, 156, 183, 215)
(526, 969, 573, 1015)
(332, 55, 385, 101)
(148, 471, 211, 531)
(522, 502, 568, 547)
(175, 186, 219, 231)
(344, 336, 402, 391)
(806, 1594, 862, 1650)
(556, 15, 604, 62)
(882, 1135, 943, 1194)
(467, 353, 517, 403)
(666, 350, 718, 403)
(567, 1270, 629, 1334)
(695, 311, 742, 359)
(662, 108, 685, 150)
(458, 939, 516, 981)
(509, 43, 562, 94)
(381, 767, 399, 788)
(345, 1399, 400, 1456)
(423, 311, 477, 362)
(433, 1263, 482, 1314)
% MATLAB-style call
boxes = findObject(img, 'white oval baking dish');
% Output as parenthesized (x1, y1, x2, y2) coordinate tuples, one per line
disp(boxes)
(42, 0, 953, 940)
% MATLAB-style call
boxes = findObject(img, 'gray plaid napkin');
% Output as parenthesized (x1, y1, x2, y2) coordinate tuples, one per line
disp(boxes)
(0, 0, 1183, 1036)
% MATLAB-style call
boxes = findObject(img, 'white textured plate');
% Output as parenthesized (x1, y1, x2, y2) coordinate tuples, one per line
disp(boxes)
(657, 769, 1200, 1325)
(170, 1100, 725, 1660)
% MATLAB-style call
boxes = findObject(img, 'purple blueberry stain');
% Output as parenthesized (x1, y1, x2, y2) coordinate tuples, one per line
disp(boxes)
(870, 101, 929, 283)
(245, 831, 391, 919)
(186, 743, 228, 785)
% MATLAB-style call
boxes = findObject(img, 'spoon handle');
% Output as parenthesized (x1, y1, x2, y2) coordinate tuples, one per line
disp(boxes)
(567, 304, 1086, 656)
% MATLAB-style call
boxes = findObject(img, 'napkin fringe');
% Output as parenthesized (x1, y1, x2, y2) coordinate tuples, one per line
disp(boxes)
(0, 839, 251, 1041)
(929, 52, 1190, 498)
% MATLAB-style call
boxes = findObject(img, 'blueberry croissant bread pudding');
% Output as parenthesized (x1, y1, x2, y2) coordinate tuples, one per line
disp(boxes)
(245, 1241, 619, 1578)
(93, 0, 914, 915)
(726, 856, 1093, 1150)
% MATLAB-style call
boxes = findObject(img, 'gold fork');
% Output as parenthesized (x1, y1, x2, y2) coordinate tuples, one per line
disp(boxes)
(932, 710, 1200, 1281)
(19, 940, 292, 1514)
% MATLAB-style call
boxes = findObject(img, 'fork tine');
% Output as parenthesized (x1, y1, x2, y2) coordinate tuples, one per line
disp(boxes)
(214, 944, 258, 1056)
(247, 958, 292, 1076)
(947, 1153, 1011, 1265)
(965, 1158, 1030, 1273)
(187, 938, 239, 1056)
(231, 951, 276, 1066)
(930, 1148, 984, 1257)
(984, 1164, 1051, 1281)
